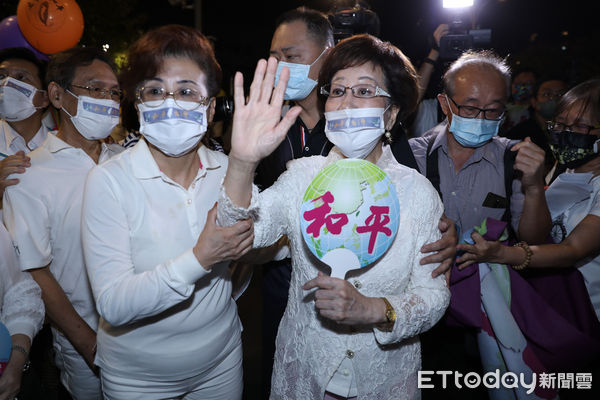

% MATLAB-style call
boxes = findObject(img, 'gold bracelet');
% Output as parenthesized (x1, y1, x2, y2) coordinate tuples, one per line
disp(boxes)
(512, 241, 532, 270)
(381, 297, 396, 323)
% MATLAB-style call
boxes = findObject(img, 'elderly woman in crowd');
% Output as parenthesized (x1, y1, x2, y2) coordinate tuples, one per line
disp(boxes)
(81, 25, 252, 399)
(220, 34, 450, 399)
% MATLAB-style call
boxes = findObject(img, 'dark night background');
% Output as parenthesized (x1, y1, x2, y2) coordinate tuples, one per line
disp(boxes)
(2, 2, 599, 399)
(2, 0, 600, 97)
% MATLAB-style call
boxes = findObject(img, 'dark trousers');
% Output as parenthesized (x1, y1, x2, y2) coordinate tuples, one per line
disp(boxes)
(261, 258, 292, 399)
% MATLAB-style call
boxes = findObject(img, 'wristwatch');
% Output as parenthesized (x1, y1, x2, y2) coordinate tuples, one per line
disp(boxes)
(381, 297, 396, 324)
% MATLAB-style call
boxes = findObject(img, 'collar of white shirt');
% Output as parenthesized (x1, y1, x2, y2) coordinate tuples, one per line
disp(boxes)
(1, 119, 50, 153)
(129, 138, 222, 181)
(43, 132, 123, 163)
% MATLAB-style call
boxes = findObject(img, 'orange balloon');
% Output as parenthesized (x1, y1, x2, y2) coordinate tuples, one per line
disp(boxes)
(17, 0, 84, 55)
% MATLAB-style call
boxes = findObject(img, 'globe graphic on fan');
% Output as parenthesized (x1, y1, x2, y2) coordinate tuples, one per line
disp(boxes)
(300, 158, 400, 278)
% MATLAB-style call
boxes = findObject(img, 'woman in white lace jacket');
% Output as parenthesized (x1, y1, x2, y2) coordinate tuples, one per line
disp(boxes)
(0, 223, 44, 399)
(220, 35, 450, 399)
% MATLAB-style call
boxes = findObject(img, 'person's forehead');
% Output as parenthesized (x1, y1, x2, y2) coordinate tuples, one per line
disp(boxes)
(0, 58, 40, 78)
(332, 62, 383, 82)
(559, 101, 591, 123)
(271, 20, 320, 51)
(513, 71, 535, 84)
(454, 66, 506, 97)
(73, 59, 117, 84)
(539, 80, 567, 92)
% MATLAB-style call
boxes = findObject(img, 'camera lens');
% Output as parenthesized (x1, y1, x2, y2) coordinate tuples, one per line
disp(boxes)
(213, 96, 234, 122)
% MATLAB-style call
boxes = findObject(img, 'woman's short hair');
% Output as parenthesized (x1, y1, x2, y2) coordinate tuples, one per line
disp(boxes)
(121, 24, 222, 103)
(318, 34, 419, 124)
(555, 79, 600, 125)
(442, 50, 511, 99)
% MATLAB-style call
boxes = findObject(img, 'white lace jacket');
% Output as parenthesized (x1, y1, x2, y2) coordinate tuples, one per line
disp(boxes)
(219, 145, 450, 400)
(0, 223, 44, 340)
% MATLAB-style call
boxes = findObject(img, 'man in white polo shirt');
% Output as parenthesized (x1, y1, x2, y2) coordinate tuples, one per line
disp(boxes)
(0, 47, 55, 209)
(2, 47, 123, 399)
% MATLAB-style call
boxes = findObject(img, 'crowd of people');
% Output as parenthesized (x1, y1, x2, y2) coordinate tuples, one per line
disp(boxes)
(0, 5, 599, 400)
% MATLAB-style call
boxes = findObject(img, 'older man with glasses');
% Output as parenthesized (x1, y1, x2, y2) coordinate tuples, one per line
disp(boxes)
(2, 47, 123, 400)
(408, 49, 552, 399)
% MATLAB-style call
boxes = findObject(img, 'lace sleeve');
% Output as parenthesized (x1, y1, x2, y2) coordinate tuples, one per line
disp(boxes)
(218, 158, 319, 248)
(1, 225, 44, 339)
(2, 278, 45, 340)
(374, 175, 450, 345)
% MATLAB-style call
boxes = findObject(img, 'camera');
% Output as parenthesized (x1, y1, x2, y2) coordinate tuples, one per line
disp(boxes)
(328, 2, 380, 42)
(213, 95, 234, 122)
(439, 18, 491, 60)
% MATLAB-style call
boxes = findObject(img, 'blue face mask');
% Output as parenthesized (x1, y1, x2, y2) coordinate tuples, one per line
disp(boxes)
(447, 98, 503, 147)
(274, 48, 327, 101)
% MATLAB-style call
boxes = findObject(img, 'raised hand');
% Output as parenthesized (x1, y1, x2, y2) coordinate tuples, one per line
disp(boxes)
(433, 24, 450, 48)
(229, 57, 302, 165)
(511, 137, 546, 191)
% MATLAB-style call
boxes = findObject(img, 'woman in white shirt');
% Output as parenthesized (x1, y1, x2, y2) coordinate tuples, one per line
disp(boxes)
(457, 79, 600, 320)
(81, 25, 253, 400)
(0, 223, 44, 400)
(220, 34, 450, 399)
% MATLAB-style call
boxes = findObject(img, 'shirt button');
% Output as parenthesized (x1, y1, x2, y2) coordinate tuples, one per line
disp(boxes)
(353, 280, 362, 289)
(451, 191, 456, 196)
(343, 369, 350, 376)
(304, 146, 310, 152)
(187, 199, 192, 205)
(191, 183, 196, 189)
(346, 350, 354, 359)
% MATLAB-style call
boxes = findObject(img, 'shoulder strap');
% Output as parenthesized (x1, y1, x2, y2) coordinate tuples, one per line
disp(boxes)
(425, 136, 442, 200)
(502, 144, 516, 234)
(389, 124, 419, 171)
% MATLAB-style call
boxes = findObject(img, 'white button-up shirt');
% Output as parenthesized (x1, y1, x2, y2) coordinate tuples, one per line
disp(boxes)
(0, 112, 56, 155)
(2, 134, 123, 351)
(81, 139, 241, 381)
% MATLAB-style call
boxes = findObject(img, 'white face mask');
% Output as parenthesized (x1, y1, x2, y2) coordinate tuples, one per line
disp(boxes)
(138, 98, 208, 157)
(0, 77, 45, 121)
(63, 90, 120, 140)
(324, 107, 386, 159)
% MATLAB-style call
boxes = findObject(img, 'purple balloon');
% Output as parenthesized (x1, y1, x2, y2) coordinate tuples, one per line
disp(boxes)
(0, 16, 49, 61)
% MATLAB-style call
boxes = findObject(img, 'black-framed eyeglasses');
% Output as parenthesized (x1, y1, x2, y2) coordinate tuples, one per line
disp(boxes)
(70, 84, 123, 102)
(546, 120, 600, 135)
(447, 96, 505, 121)
(136, 84, 210, 111)
(320, 83, 391, 99)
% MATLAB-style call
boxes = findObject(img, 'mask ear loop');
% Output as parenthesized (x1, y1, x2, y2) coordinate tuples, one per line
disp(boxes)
(310, 46, 329, 66)
(61, 89, 79, 118)
(34, 89, 48, 111)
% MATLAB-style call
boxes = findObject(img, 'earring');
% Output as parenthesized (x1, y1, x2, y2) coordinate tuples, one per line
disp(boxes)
(384, 130, 392, 144)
